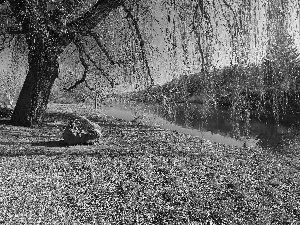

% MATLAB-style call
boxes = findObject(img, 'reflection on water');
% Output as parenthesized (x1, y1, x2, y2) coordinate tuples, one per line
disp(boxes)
(101, 100, 300, 150)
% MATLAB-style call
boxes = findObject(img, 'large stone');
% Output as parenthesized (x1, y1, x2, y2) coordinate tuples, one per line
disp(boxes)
(63, 116, 102, 146)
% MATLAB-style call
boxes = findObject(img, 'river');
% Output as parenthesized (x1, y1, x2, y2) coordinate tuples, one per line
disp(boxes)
(100, 100, 300, 150)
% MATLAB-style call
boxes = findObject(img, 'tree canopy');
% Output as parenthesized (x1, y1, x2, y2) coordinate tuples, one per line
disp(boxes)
(0, 0, 159, 126)
(0, 0, 300, 126)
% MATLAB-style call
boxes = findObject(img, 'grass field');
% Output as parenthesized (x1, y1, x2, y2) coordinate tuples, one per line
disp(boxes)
(0, 103, 300, 224)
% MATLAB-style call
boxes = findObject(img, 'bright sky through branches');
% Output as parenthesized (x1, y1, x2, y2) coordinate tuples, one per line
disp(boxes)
(1, 0, 300, 87)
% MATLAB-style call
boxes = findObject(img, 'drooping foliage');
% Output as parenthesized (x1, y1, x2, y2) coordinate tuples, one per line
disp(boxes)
(1, 0, 300, 126)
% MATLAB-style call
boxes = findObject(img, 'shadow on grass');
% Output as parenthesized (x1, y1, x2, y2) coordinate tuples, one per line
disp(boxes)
(0, 119, 11, 125)
(0, 141, 34, 146)
(0, 142, 209, 160)
(0, 150, 67, 158)
(0, 107, 178, 158)
(31, 140, 97, 147)
(31, 140, 67, 147)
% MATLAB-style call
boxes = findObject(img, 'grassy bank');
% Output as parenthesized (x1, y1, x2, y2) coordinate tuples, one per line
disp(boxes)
(0, 103, 299, 224)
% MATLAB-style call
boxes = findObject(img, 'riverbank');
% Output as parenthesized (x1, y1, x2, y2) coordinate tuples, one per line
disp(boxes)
(0, 103, 299, 223)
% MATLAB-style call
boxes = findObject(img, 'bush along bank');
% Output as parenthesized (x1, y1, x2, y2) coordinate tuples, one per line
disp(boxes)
(125, 73, 300, 123)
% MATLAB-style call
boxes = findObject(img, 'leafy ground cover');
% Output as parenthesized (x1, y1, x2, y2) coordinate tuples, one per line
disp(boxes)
(0, 103, 300, 224)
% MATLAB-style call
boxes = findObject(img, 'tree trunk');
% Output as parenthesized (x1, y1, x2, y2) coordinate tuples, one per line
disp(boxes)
(10, 35, 59, 127)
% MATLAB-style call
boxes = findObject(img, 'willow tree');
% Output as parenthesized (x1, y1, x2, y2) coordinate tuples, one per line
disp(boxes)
(0, 0, 240, 127)
(0, 0, 155, 127)
(264, 0, 300, 89)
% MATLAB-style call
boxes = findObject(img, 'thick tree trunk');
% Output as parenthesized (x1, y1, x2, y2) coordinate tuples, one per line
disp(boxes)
(10, 36, 59, 127)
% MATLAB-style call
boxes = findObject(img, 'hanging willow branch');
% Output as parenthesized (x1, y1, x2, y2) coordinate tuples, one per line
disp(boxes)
(64, 38, 90, 91)
(222, 0, 239, 37)
(191, 2, 205, 73)
(81, 44, 115, 88)
(64, 34, 115, 91)
(121, 3, 154, 87)
(193, 28, 205, 73)
(87, 31, 117, 66)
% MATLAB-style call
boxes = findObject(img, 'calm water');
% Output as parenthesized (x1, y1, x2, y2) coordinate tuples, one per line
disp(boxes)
(101, 100, 300, 150)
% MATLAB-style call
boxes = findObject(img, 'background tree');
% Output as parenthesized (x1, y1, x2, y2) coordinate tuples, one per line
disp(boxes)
(259, 0, 300, 118)
(263, 0, 300, 90)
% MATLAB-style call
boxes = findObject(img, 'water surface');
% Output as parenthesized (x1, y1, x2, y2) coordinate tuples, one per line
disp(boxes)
(101, 101, 300, 150)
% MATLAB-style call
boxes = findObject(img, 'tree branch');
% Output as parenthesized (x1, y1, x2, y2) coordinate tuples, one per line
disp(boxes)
(122, 3, 154, 87)
(67, 0, 122, 32)
(64, 35, 116, 91)
(59, 44, 77, 63)
(80, 36, 115, 88)
(64, 38, 89, 91)
(88, 31, 117, 66)
(84, 55, 115, 88)
(221, 0, 238, 37)
(5, 27, 24, 34)
(0, 2, 24, 35)
(193, 28, 205, 73)
(0, 33, 14, 51)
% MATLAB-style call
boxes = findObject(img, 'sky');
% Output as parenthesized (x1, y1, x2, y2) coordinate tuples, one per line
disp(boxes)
(148, 0, 270, 84)
(149, 0, 300, 86)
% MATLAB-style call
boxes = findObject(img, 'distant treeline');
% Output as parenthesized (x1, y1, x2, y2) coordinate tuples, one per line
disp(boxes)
(128, 62, 300, 120)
